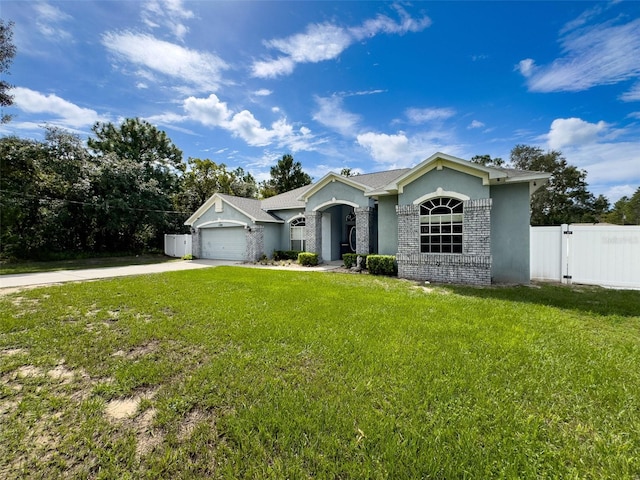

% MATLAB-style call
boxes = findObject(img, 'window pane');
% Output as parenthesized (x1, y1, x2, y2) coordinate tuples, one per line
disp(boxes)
(419, 197, 465, 255)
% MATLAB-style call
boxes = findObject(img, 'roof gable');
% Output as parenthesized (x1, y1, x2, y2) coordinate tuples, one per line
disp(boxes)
(185, 193, 283, 226)
(297, 172, 372, 202)
(382, 152, 550, 194)
(384, 152, 507, 193)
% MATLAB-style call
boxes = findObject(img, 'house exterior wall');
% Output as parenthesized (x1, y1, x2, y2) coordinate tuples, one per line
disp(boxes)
(490, 183, 531, 283)
(398, 167, 489, 205)
(396, 199, 492, 286)
(305, 181, 372, 211)
(191, 201, 252, 228)
(269, 208, 304, 251)
(262, 223, 281, 258)
(378, 195, 398, 255)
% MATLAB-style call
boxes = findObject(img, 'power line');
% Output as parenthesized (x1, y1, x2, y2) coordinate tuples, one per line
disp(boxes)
(0, 189, 189, 215)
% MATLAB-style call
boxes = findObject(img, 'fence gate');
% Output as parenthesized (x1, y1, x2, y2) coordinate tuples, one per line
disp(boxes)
(530, 224, 640, 289)
(164, 234, 192, 258)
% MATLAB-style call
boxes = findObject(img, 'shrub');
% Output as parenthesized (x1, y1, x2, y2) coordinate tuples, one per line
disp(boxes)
(273, 250, 301, 261)
(343, 253, 368, 269)
(181, 254, 193, 260)
(298, 252, 319, 266)
(366, 255, 397, 276)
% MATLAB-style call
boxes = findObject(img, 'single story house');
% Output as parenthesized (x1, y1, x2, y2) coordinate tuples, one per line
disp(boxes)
(185, 152, 550, 285)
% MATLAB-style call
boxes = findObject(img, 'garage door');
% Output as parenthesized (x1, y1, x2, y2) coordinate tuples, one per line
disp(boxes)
(200, 227, 247, 260)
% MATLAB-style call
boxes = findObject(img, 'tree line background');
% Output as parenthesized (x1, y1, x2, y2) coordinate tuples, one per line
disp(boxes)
(2, 118, 638, 261)
(0, 120, 313, 260)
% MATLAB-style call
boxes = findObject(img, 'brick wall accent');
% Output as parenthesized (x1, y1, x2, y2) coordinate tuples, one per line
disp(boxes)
(245, 225, 264, 262)
(305, 211, 323, 262)
(355, 207, 373, 254)
(191, 228, 201, 258)
(396, 198, 493, 285)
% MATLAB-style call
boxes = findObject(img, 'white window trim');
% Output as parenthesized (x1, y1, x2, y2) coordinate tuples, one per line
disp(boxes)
(413, 187, 469, 205)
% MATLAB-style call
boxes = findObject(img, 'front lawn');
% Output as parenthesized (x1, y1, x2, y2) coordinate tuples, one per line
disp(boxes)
(1, 268, 639, 478)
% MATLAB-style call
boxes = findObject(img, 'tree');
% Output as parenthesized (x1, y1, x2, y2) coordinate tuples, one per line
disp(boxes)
(1, 20, 16, 123)
(510, 145, 601, 225)
(470, 154, 505, 167)
(259, 154, 312, 198)
(176, 158, 257, 213)
(0, 136, 43, 258)
(88, 118, 185, 250)
(0, 128, 95, 258)
(604, 188, 640, 225)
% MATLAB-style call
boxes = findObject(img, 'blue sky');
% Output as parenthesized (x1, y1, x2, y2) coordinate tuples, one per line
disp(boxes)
(2, 1, 639, 203)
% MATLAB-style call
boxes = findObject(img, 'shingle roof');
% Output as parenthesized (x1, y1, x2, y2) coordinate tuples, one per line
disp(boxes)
(260, 184, 311, 210)
(347, 168, 410, 190)
(218, 158, 550, 218)
(219, 194, 283, 222)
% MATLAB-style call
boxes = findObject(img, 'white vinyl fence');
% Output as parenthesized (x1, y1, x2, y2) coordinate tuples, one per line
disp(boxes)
(530, 224, 640, 289)
(164, 234, 192, 258)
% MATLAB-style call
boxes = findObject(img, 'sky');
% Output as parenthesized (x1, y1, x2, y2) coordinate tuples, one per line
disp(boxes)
(2, 0, 640, 203)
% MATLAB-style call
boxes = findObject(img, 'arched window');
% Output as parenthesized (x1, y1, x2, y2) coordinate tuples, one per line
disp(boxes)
(420, 197, 463, 253)
(290, 217, 306, 251)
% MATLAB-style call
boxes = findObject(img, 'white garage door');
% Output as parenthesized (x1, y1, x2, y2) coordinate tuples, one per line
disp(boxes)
(200, 227, 247, 261)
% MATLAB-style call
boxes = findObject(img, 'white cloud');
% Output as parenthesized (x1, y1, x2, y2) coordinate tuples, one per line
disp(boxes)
(405, 107, 456, 124)
(519, 18, 640, 92)
(547, 117, 608, 149)
(357, 132, 411, 166)
(102, 31, 228, 92)
(253, 89, 272, 97)
(516, 58, 536, 78)
(251, 6, 430, 78)
(538, 118, 640, 201)
(178, 94, 317, 150)
(349, 4, 431, 39)
(356, 131, 463, 168)
(268, 23, 352, 64)
(620, 82, 640, 102)
(142, 0, 194, 40)
(468, 120, 485, 129)
(251, 56, 295, 79)
(566, 142, 640, 199)
(12, 87, 105, 128)
(313, 96, 360, 136)
(34, 1, 72, 41)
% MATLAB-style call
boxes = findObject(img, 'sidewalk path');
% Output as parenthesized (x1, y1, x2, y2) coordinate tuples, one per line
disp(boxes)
(0, 259, 345, 291)
(0, 260, 237, 289)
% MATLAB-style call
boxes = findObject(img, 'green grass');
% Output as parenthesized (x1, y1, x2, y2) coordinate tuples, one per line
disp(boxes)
(0, 254, 178, 275)
(1, 268, 639, 478)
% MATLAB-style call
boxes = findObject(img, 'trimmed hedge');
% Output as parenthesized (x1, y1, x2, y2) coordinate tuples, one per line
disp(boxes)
(273, 250, 301, 261)
(366, 255, 397, 276)
(343, 253, 368, 269)
(298, 252, 319, 266)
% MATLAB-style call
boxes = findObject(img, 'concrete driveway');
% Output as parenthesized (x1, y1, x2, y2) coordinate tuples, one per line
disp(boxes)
(0, 259, 238, 289)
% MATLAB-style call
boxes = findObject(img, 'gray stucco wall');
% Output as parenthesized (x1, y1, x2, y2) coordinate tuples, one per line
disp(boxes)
(269, 208, 305, 251)
(398, 167, 489, 205)
(305, 181, 372, 211)
(377, 195, 398, 255)
(490, 183, 531, 283)
(262, 223, 282, 258)
(192, 200, 252, 228)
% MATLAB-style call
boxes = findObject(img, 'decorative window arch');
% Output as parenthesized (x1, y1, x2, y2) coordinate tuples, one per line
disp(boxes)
(290, 216, 306, 251)
(420, 197, 464, 254)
